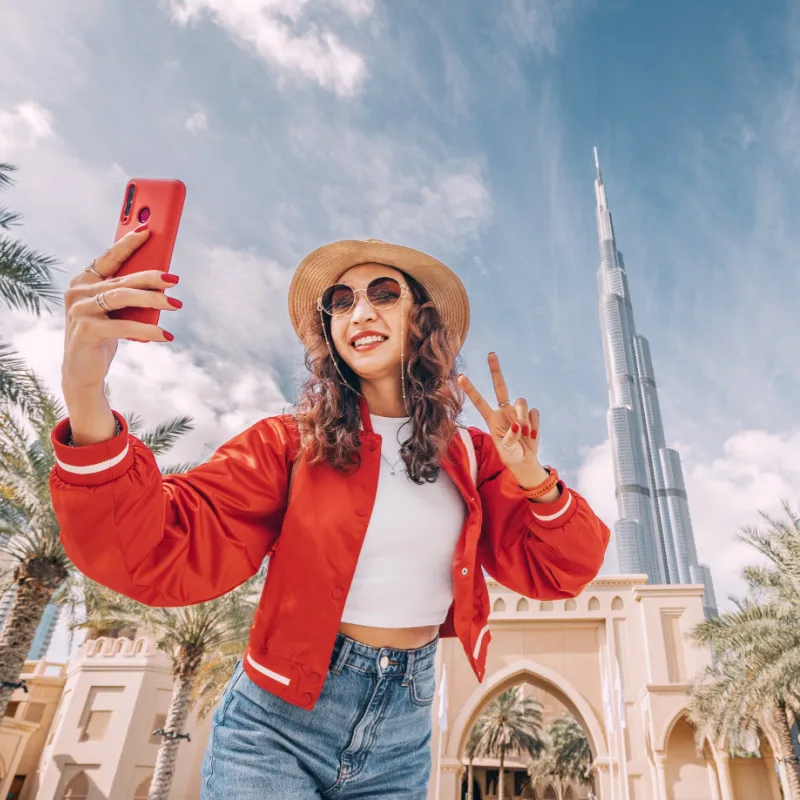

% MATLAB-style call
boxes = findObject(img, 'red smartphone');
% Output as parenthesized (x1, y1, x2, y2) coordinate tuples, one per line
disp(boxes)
(108, 178, 186, 326)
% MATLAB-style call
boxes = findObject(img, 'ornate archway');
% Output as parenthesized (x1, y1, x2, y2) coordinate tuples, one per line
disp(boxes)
(447, 659, 607, 763)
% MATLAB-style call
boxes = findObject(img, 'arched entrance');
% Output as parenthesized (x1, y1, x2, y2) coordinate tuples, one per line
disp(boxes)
(448, 661, 604, 800)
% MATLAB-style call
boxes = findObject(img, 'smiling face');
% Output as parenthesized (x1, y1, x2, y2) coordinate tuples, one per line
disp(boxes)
(327, 262, 414, 384)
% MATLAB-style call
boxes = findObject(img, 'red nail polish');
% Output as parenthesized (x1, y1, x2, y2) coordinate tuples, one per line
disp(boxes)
(531, 430, 538, 440)
(161, 273, 179, 284)
(167, 297, 183, 309)
(134, 222, 149, 233)
(521, 425, 530, 437)
(162, 330, 174, 342)
(511, 423, 520, 434)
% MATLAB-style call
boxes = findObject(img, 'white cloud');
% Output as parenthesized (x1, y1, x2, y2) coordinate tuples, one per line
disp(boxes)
(166, 0, 372, 96)
(576, 433, 800, 610)
(0, 101, 54, 152)
(3, 311, 288, 466)
(186, 107, 209, 133)
(501, 0, 589, 55)
(290, 124, 493, 252)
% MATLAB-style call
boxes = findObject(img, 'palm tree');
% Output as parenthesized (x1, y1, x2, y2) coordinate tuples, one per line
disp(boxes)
(549, 715, 593, 788)
(527, 749, 563, 799)
(688, 502, 800, 800)
(470, 688, 546, 800)
(0, 366, 193, 719)
(79, 577, 259, 800)
(464, 718, 487, 800)
(0, 163, 60, 407)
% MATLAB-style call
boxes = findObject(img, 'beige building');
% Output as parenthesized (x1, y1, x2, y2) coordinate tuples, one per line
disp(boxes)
(0, 575, 786, 799)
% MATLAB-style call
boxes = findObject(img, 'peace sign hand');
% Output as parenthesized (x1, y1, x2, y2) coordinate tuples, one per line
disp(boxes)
(457, 352, 549, 490)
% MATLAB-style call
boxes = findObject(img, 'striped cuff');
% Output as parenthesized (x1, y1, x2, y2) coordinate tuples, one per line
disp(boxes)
(528, 482, 575, 526)
(51, 411, 134, 486)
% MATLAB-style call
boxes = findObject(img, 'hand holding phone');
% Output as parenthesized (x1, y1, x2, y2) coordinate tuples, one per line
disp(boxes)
(108, 178, 186, 326)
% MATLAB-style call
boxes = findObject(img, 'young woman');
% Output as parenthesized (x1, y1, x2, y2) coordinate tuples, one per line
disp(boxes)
(51, 231, 610, 799)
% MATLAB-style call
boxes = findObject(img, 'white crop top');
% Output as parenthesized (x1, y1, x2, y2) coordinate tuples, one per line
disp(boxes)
(340, 414, 467, 628)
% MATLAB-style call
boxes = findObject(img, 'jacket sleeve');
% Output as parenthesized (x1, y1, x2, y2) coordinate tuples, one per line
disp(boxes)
(50, 411, 296, 607)
(473, 429, 610, 599)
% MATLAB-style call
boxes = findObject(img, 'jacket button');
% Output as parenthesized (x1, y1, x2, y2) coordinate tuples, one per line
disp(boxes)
(461, 567, 469, 576)
(356, 506, 369, 517)
(302, 693, 313, 707)
(309, 672, 321, 685)
(332, 587, 343, 600)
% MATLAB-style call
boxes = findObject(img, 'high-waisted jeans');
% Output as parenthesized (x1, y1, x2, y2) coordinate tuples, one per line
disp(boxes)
(200, 633, 438, 799)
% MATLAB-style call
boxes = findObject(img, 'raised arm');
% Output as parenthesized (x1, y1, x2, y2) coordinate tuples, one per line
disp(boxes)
(471, 429, 610, 598)
(51, 413, 296, 607)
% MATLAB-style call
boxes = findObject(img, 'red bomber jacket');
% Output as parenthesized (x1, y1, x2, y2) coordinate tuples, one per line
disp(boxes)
(50, 399, 610, 711)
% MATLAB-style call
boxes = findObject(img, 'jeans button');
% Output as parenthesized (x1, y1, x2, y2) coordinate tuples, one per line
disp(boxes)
(379, 655, 389, 669)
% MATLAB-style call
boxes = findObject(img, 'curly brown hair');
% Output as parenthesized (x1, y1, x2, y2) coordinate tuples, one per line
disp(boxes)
(293, 272, 464, 484)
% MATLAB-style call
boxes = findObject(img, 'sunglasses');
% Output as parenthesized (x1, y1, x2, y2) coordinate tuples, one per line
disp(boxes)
(318, 276, 408, 317)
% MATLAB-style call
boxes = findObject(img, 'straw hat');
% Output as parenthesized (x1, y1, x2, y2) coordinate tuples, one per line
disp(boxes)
(288, 239, 470, 351)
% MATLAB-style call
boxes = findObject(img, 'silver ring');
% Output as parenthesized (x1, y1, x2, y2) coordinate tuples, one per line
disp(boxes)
(96, 292, 113, 313)
(498, 401, 511, 408)
(84, 259, 104, 279)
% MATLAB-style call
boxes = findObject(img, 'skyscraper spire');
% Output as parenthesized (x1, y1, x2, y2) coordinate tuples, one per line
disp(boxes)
(593, 148, 717, 617)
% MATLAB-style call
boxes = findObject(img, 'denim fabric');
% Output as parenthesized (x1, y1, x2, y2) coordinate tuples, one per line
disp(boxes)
(201, 633, 438, 799)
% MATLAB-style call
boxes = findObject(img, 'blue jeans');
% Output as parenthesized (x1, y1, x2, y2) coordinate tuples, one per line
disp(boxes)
(201, 633, 438, 798)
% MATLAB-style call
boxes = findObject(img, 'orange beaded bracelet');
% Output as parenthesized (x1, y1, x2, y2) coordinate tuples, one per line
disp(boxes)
(522, 466, 560, 500)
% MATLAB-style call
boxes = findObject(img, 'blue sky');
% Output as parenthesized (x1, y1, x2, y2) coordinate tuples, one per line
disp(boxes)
(1, 0, 799, 660)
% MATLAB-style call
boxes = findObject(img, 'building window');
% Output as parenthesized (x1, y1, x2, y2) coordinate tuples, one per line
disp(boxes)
(4, 701, 19, 718)
(7, 776, 25, 799)
(149, 713, 168, 745)
(61, 772, 89, 800)
(79, 710, 112, 742)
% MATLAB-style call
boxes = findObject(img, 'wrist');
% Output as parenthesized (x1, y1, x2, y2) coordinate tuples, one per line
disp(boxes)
(517, 464, 550, 491)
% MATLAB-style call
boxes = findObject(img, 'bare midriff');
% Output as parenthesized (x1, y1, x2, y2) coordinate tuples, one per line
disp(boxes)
(338, 622, 440, 651)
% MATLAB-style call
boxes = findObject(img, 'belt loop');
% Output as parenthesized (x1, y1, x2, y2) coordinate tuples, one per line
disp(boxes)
(402, 649, 415, 687)
(330, 636, 353, 675)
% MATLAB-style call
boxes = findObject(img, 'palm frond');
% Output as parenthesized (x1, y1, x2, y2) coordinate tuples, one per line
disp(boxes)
(0, 207, 20, 231)
(0, 164, 17, 191)
(140, 416, 195, 456)
(0, 237, 61, 313)
(159, 461, 199, 476)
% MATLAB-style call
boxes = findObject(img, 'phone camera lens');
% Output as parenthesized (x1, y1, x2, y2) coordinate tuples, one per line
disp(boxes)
(138, 207, 151, 224)
(123, 184, 136, 218)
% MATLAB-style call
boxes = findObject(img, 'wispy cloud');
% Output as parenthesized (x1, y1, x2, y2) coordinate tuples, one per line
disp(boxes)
(0, 101, 54, 151)
(165, 0, 374, 96)
(186, 106, 209, 133)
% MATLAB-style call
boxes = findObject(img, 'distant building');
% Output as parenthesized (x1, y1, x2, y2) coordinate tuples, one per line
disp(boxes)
(593, 148, 717, 617)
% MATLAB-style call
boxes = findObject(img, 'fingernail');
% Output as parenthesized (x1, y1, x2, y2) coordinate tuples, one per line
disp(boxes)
(531, 430, 538, 440)
(134, 222, 149, 233)
(521, 425, 530, 437)
(162, 330, 174, 342)
(161, 274, 179, 284)
(167, 297, 183, 309)
(511, 423, 520, 434)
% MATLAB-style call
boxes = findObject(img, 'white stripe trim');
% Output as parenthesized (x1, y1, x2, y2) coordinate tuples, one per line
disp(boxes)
(531, 490, 573, 522)
(245, 652, 291, 686)
(472, 624, 490, 660)
(55, 442, 130, 475)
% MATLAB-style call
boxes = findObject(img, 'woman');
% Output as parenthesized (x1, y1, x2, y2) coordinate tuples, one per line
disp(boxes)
(51, 230, 610, 798)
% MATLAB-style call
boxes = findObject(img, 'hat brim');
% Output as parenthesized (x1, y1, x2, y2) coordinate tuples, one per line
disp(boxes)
(288, 240, 470, 351)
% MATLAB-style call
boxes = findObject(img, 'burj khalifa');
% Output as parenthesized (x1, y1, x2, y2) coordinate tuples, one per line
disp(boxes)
(593, 148, 717, 617)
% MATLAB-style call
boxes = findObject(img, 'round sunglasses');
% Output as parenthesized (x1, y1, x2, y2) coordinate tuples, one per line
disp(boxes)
(318, 276, 408, 316)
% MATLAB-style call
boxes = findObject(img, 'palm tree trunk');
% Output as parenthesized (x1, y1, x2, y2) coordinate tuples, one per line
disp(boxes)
(498, 746, 505, 800)
(770, 704, 800, 800)
(0, 577, 54, 718)
(149, 668, 196, 800)
(467, 757, 474, 800)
